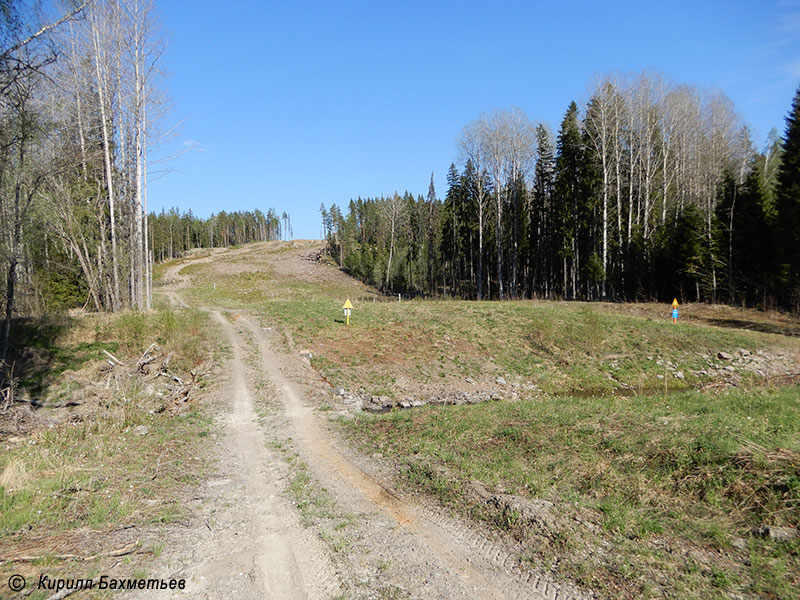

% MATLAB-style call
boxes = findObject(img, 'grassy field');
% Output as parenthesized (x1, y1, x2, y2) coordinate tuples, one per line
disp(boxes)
(163, 242, 800, 599)
(343, 388, 800, 599)
(178, 244, 799, 399)
(0, 306, 220, 599)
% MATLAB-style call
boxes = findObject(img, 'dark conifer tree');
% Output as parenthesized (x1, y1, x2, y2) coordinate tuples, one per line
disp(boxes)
(579, 117, 603, 298)
(426, 173, 439, 296)
(736, 158, 773, 304)
(440, 164, 461, 295)
(530, 125, 554, 297)
(672, 204, 706, 302)
(775, 85, 800, 309)
(714, 171, 738, 302)
(553, 102, 583, 298)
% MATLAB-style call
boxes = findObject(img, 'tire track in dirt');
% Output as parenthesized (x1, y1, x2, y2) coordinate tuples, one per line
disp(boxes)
(135, 261, 342, 599)
(209, 310, 340, 600)
(237, 314, 592, 600)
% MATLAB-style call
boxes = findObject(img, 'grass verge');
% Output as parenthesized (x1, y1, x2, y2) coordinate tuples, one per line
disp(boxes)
(159, 241, 800, 599)
(342, 387, 800, 599)
(0, 306, 220, 598)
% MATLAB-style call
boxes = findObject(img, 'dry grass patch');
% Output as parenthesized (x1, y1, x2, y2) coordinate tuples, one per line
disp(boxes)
(0, 306, 221, 597)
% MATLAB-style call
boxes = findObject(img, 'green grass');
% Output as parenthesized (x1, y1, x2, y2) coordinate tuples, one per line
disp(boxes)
(0, 407, 210, 532)
(342, 387, 800, 599)
(7, 306, 213, 403)
(152, 248, 213, 282)
(110, 305, 211, 371)
(259, 298, 779, 397)
(174, 243, 795, 397)
(6, 317, 119, 397)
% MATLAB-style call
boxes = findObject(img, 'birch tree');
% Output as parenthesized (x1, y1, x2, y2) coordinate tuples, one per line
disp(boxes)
(585, 80, 616, 297)
(480, 110, 509, 299)
(0, 72, 47, 359)
(457, 120, 490, 300)
(504, 108, 536, 298)
(1, 2, 91, 358)
(382, 193, 405, 291)
(88, 1, 122, 309)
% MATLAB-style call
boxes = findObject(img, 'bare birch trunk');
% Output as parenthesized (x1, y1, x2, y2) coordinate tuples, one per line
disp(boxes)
(68, 21, 88, 179)
(143, 98, 151, 309)
(90, 7, 120, 310)
(132, 0, 144, 310)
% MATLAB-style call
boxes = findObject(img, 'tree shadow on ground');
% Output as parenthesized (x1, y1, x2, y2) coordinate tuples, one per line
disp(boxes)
(1, 317, 118, 400)
(698, 317, 800, 338)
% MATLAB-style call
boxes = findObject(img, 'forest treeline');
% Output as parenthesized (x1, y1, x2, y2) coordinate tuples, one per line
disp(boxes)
(322, 73, 800, 310)
(0, 1, 285, 360)
(150, 208, 288, 261)
(1, 0, 159, 334)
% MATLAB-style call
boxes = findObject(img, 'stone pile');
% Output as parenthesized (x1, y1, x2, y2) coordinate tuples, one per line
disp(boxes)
(330, 377, 539, 413)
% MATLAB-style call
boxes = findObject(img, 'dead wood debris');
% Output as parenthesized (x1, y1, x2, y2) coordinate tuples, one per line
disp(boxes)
(1, 343, 207, 439)
(0, 540, 139, 564)
(101, 343, 206, 414)
(1, 360, 18, 412)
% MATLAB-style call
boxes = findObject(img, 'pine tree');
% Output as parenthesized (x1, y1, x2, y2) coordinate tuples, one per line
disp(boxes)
(775, 85, 800, 309)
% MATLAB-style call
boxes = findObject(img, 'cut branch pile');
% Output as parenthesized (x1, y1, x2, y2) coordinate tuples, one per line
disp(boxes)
(1, 342, 207, 441)
(99, 343, 206, 414)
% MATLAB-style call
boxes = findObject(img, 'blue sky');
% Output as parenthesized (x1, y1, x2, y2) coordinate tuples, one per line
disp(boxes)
(148, 0, 800, 239)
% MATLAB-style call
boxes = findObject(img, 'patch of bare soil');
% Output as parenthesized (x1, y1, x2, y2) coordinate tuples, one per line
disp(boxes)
(242, 240, 377, 296)
(124, 310, 340, 600)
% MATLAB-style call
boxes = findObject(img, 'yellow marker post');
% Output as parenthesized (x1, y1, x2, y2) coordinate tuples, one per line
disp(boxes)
(672, 298, 679, 325)
(343, 298, 353, 326)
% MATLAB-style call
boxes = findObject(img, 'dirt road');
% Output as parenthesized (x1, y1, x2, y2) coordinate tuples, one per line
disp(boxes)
(137, 246, 589, 600)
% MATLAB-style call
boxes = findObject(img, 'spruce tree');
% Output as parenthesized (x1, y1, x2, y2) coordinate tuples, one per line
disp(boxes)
(440, 164, 461, 294)
(554, 102, 583, 299)
(775, 85, 800, 309)
(531, 125, 554, 297)
(738, 159, 773, 303)
(672, 204, 706, 302)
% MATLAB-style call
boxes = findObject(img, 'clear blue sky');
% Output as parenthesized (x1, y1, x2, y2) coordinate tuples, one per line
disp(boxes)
(147, 0, 800, 240)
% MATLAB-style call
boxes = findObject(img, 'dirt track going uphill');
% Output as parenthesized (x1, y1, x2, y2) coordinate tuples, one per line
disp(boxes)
(133, 244, 590, 600)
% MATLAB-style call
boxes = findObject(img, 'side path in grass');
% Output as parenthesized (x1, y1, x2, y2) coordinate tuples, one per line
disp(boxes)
(142, 250, 591, 600)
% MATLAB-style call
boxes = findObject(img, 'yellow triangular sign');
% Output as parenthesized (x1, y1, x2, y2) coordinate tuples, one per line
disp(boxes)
(672, 298, 679, 308)
(343, 299, 353, 309)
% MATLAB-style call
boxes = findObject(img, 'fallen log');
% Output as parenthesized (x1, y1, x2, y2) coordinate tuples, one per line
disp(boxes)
(0, 541, 139, 564)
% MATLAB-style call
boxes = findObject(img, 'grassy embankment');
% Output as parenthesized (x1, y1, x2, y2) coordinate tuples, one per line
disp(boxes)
(348, 388, 799, 599)
(174, 243, 800, 599)
(177, 244, 797, 397)
(0, 306, 219, 599)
